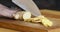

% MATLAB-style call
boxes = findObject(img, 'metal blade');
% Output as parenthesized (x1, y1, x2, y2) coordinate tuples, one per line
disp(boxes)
(12, 0, 41, 16)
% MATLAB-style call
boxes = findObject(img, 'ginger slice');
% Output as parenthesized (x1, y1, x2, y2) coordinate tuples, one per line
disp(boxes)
(40, 16, 53, 27)
(24, 16, 53, 27)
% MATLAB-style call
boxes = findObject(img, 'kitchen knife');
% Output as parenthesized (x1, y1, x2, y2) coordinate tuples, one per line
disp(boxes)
(12, 0, 41, 17)
(12, 0, 53, 27)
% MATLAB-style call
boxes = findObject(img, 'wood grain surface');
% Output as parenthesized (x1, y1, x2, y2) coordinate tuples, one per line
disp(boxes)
(0, 28, 20, 32)
(0, 18, 47, 32)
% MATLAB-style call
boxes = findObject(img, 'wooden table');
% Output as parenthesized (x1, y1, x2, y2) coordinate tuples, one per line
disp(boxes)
(0, 9, 60, 32)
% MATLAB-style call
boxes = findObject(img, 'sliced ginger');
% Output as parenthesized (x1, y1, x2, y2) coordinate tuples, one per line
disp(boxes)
(24, 16, 53, 27)
(13, 11, 53, 27)
(39, 16, 53, 27)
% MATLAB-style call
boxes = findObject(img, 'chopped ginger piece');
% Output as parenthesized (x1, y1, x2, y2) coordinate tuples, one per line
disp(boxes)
(40, 16, 53, 27)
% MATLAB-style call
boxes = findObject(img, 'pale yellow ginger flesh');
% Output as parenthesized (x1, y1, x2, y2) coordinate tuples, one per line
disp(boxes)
(24, 15, 53, 27)
(39, 16, 53, 27)
(14, 13, 20, 19)
(24, 17, 41, 22)
(13, 11, 31, 20)
(23, 12, 31, 20)
(13, 12, 20, 19)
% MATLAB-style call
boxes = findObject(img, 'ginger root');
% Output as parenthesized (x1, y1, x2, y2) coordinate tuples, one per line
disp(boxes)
(13, 11, 53, 27)
(24, 16, 53, 27)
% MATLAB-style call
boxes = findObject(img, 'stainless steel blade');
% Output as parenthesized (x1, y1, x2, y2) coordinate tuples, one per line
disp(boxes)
(12, 0, 41, 16)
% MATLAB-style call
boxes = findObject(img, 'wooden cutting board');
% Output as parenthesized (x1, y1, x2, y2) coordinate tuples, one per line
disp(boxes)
(0, 28, 20, 32)
(0, 9, 60, 32)
(0, 18, 47, 32)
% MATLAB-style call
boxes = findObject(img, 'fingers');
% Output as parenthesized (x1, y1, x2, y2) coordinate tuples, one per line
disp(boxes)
(0, 4, 19, 18)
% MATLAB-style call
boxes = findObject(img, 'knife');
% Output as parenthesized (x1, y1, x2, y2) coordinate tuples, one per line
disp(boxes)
(12, 0, 53, 27)
(12, 0, 41, 17)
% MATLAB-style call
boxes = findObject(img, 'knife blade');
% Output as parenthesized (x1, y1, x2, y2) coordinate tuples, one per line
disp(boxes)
(12, 0, 41, 16)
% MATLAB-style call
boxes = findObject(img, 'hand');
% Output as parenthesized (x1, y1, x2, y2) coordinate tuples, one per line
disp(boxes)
(0, 4, 18, 18)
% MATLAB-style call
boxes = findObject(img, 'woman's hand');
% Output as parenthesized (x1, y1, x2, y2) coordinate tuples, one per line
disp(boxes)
(0, 4, 19, 18)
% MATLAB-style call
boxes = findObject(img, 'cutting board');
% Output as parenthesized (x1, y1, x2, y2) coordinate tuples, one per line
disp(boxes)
(0, 9, 60, 32)
(0, 28, 20, 32)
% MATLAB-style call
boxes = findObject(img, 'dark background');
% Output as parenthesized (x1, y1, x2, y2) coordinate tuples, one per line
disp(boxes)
(0, 0, 58, 11)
